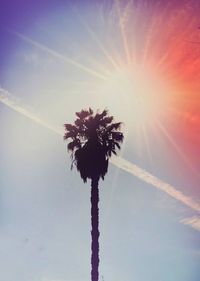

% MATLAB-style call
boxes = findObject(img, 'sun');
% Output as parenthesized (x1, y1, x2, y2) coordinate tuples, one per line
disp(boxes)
(94, 65, 171, 130)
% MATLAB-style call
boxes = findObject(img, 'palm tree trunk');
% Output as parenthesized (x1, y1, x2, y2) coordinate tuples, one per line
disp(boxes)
(91, 176, 100, 281)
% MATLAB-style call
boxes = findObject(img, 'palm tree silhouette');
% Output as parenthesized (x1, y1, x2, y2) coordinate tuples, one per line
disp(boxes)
(64, 108, 124, 281)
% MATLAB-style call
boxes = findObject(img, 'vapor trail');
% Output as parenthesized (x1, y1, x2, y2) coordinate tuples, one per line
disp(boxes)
(6, 28, 107, 81)
(111, 156, 200, 213)
(1, 88, 200, 231)
(0, 88, 62, 135)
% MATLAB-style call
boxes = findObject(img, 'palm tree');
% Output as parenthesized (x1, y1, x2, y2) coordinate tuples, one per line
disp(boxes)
(64, 108, 124, 281)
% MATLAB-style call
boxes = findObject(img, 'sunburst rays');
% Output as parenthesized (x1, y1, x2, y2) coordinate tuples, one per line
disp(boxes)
(1, 0, 200, 232)
(3, 0, 199, 179)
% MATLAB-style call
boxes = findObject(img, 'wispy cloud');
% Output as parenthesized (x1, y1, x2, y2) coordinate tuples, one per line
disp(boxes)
(1, 88, 200, 232)
(24, 52, 39, 65)
(180, 216, 200, 232)
(24, 52, 54, 68)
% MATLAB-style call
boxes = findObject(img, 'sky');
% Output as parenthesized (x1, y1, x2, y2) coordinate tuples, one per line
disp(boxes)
(0, 0, 200, 281)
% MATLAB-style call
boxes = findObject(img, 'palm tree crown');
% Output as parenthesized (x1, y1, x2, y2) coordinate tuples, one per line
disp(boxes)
(64, 108, 124, 182)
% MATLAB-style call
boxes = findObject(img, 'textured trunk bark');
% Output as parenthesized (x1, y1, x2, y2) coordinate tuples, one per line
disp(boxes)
(91, 176, 100, 281)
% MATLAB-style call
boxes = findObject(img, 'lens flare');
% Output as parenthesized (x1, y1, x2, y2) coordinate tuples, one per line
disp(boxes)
(1, 1, 200, 279)
(95, 65, 172, 129)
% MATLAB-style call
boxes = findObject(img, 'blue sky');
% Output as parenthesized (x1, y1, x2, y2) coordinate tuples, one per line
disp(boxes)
(0, 1, 200, 281)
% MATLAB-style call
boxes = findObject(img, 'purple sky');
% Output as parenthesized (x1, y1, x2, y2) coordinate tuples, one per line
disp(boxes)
(0, 1, 200, 281)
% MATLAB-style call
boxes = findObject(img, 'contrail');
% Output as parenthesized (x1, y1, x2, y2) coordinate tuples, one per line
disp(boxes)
(0, 88, 62, 135)
(6, 28, 107, 81)
(111, 156, 200, 213)
(1, 88, 200, 231)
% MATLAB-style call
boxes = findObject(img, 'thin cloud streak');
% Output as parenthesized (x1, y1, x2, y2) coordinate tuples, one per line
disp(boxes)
(0, 88, 62, 135)
(1, 88, 200, 232)
(111, 156, 200, 213)
(6, 28, 107, 81)
(180, 216, 200, 232)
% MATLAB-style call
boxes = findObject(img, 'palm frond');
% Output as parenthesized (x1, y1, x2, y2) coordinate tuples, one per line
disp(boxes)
(75, 109, 93, 120)
(64, 123, 77, 131)
(106, 122, 122, 132)
(67, 140, 81, 152)
(100, 116, 113, 125)
(111, 131, 124, 142)
(113, 141, 121, 149)
(94, 109, 108, 122)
